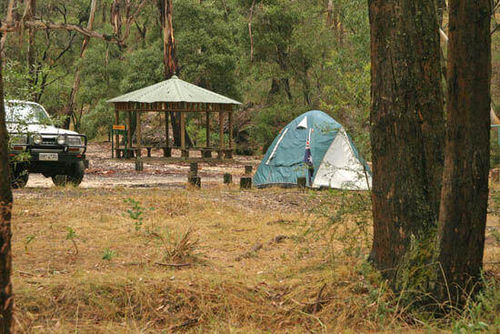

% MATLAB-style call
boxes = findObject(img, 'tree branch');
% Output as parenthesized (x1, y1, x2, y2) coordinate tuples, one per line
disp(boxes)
(0, 20, 125, 46)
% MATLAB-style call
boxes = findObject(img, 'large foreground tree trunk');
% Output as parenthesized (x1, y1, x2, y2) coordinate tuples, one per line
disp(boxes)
(369, 0, 445, 288)
(437, 0, 491, 305)
(0, 25, 14, 333)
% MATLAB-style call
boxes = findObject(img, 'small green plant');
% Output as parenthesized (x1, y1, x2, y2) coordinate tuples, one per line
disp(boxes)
(102, 248, 117, 261)
(66, 227, 78, 255)
(125, 198, 144, 231)
(124, 198, 150, 231)
(24, 234, 36, 252)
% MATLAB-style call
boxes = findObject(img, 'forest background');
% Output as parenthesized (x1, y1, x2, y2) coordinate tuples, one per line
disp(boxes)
(1, 0, 378, 156)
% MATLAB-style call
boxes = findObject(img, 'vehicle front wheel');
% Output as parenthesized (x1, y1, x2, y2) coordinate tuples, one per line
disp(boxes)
(11, 164, 29, 189)
(52, 161, 85, 187)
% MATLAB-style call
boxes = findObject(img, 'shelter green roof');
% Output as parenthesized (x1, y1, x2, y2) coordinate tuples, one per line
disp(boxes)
(107, 76, 242, 105)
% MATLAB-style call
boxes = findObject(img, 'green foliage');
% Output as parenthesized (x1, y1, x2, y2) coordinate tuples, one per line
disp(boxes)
(66, 227, 79, 255)
(124, 198, 154, 232)
(24, 234, 36, 252)
(124, 198, 145, 231)
(102, 248, 117, 261)
(2, 0, 372, 154)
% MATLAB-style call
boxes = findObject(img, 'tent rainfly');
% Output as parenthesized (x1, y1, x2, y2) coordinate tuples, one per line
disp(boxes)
(107, 75, 242, 160)
(253, 110, 372, 190)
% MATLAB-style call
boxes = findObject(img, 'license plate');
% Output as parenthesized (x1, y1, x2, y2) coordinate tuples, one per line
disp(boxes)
(39, 153, 58, 161)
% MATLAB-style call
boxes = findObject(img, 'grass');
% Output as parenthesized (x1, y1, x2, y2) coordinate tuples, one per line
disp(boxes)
(10, 185, 500, 333)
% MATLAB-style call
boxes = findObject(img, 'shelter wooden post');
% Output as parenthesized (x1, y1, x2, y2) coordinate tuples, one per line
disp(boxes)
(180, 111, 186, 158)
(136, 111, 142, 158)
(165, 111, 170, 147)
(127, 110, 132, 156)
(114, 107, 120, 157)
(206, 111, 210, 148)
(228, 109, 233, 150)
(219, 109, 224, 158)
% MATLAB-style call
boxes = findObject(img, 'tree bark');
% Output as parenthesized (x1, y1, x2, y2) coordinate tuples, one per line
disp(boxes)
(0, 22, 14, 333)
(437, 0, 491, 305)
(369, 0, 445, 288)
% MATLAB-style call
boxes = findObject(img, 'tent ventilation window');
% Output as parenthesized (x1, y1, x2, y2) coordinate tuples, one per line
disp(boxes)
(296, 117, 308, 129)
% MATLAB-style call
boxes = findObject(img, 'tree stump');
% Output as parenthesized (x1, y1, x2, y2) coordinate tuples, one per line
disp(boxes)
(297, 177, 307, 189)
(201, 148, 212, 158)
(244, 165, 253, 175)
(163, 147, 172, 157)
(135, 158, 144, 171)
(223, 173, 232, 184)
(190, 162, 199, 177)
(188, 176, 201, 188)
(240, 177, 252, 189)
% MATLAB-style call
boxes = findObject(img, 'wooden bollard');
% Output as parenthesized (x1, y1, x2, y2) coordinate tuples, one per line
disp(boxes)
(240, 177, 252, 189)
(135, 158, 144, 171)
(223, 173, 232, 184)
(244, 165, 253, 175)
(188, 176, 201, 188)
(163, 147, 172, 157)
(190, 162, 199, 177)
(297, 177, 306, 189)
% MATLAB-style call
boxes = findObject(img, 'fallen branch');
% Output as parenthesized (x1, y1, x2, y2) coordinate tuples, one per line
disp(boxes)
(169, 318, 199, 332)
(154, 262, 191, 268)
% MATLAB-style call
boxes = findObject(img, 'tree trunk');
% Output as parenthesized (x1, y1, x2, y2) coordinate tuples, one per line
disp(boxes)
(369, 0, 445, 289)
(0, 24, 14, 333)
(158, 0, 192, 147)
(110, 0, 122, 38)
(26, 0, 38, 100)
(436, 0, 447, 26)
(159, 0, 176, 79)
(62, 0, 97, 129)
(436, 0, 491, 306)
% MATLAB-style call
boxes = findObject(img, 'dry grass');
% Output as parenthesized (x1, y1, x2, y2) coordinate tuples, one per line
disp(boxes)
(9, 185, 500, 333)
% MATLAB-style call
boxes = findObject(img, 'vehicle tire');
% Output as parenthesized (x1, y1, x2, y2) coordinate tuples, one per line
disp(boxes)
(52, 161, 85, 187)
(11, 164, 29, 189)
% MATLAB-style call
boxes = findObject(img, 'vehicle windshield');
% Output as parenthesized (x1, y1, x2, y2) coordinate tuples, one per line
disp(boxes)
(5, 101, 52, 124)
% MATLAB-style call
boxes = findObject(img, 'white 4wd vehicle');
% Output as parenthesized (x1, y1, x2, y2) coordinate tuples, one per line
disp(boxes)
(7, 100, 88, 188)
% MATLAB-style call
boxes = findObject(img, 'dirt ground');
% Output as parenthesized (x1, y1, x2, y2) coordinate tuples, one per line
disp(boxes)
(25, 142, 262, 188)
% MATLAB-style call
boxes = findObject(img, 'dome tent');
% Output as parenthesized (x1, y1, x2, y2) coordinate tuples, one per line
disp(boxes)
(254, 110, 372, 190)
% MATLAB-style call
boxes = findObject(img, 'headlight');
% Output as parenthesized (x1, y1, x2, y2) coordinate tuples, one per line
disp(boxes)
(66, 136, 82, 146)
(32, 134, 42, 145)
(10, 135, 27, 145)
(57, 135, 66, 145)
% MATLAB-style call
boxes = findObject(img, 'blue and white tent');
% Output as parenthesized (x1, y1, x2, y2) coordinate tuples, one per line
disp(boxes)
(254, 110, 372, 190)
